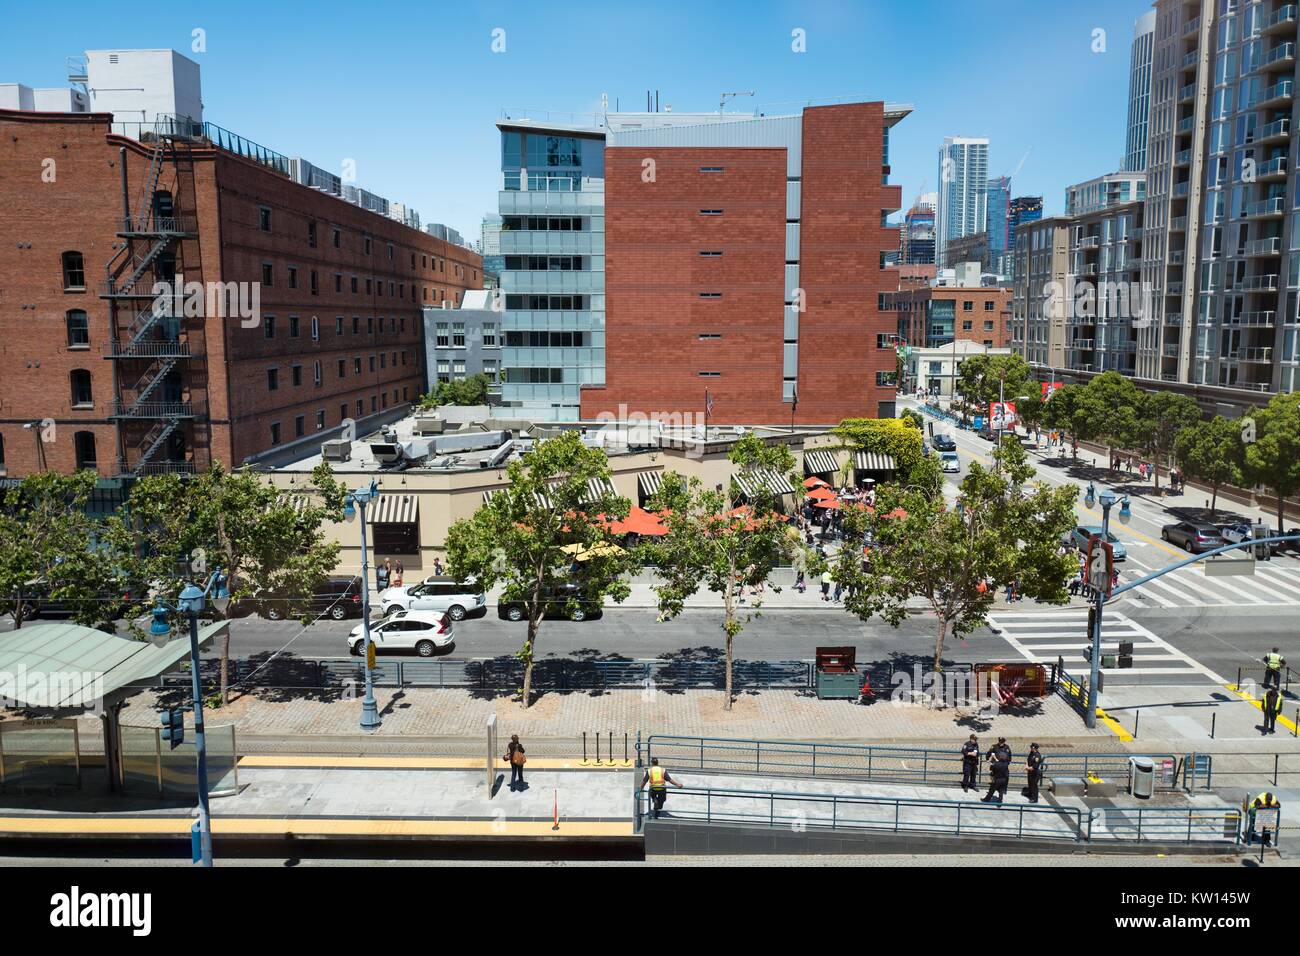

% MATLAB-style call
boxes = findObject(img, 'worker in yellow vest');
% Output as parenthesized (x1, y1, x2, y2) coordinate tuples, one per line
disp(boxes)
(640, 758, 683, 819)
(1263, 648, 1286, 691)
(1262, 687, 1284, 735)
(1248, 791, 1282, 845)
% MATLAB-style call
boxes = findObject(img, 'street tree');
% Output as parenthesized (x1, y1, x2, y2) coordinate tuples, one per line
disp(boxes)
(1174, 415, 1244, 515)
(1084, 371, 1143, 471)
(1014, 390, 1046, 441)
(444, 431, 632, 708)
(956, 353, 1032, 422)
(1131, 390, 1201, 492)
(833, 417, 924, 484)
(418, 374, 493, 408)
(123, 462, 347, 705)
(1242, 392, 1300, 534)
(832, 438, 1077, 670)
(0, 472, 114, 629)
(1043, 383, 1101, 458)
(643, 433, 805, 709)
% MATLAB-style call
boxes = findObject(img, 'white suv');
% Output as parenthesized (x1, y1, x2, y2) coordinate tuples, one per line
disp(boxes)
(348, 610, 454, 657)
(377, 577, 486, 620)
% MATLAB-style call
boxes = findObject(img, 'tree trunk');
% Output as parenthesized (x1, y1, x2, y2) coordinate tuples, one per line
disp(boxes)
(1279, 492, 1286, 537)
(521, 612, 539, 708)
(219, 631, 230, 706)
(1210, 481, 1219, 516)
(933, 617, 949, 672)
(723, 578, 735, 711)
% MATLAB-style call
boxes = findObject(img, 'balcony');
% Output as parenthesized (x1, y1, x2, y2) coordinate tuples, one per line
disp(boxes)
(1245, 236, 1281, 256)
(1259, 79, 1294, 108)
(499, 230, 604, 256)
(1168, 281, 1185, 295)
(108, 401, 195, 419)
(1163, 343, 1182, 357)
(1069, 339, 1096, 350)
(1245, 197, 1285, 218)
(103, 340, 191, 359)
(1258, 117, 1290, 143)
(1170, 216, 1188, 232)
(1235, 347, 1274, 362)
(1263, 42, 1296, 69)
(1081, 263, 1098, 276)
(1178, 83, 1196, 104)
(1165, 312, 1184, 325)
(1265, 4, 1298, 35)
(1174, 148, 1192, 166)
(1182, 50, 1199, 70)
(1256, 156, 1288, 180)
(1170, 249, 1185, 265)
(1177, 115, 1196, 134)
(498, 186, 604, 216)
(1079, 235, 1101, 249)
(1235, 311, 1276, 327)
(1172, 180, 1191, 197)
(1235, 273, 1279, 292)
(1184, 15, 1200, 36)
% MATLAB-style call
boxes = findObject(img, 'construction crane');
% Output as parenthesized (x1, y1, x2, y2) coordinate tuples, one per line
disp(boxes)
(719, 91, 755, 113)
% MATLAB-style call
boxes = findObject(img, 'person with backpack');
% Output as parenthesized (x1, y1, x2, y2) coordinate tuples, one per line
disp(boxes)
(504, 734, 527, 791)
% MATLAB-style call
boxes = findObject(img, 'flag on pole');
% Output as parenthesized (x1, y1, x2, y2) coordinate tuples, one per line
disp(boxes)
(705, 389, 715, 418)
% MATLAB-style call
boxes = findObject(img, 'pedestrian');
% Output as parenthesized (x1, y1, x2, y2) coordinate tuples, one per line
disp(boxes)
(820, 569, 833, 601)
(376, 558, 391, 592)
(640, 757, 683, 819)
(1262, 687, 1283, 735)
(1023, 743, 1043, 803)
(503, 734, 527, 791)
(391, 560, 404, 588)
(1248, 791, 1282, 845)
(1005, 580, 1016, 603)
(833, 577, 843, 603)
(981, 748, 1010, 804)
(795, 566, 806, 593)
(433, 557, 445, 576)
(960, 734, 980, 792)
(1264, 647, 1286, 691)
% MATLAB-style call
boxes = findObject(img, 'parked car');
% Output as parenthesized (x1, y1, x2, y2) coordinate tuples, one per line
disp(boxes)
(497, 583, 604, 622)
(22, 578, 148, 624)
(1062, 525, 1128, 561)
(257, 574, 365, 621)
(932, 434, 957, 452)
(940, 452, 961, 474)
(1220, 523, 1284, 555)
(1282, 528, 1300, 554)
(976, 425, 995, 441)
(348, 609, 454, 657)
(378, 577, 486, 620)
(1161, 521, 1225, 553)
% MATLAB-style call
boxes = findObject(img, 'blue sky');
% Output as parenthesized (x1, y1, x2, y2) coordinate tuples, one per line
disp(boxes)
(1, 0, 1149, 243)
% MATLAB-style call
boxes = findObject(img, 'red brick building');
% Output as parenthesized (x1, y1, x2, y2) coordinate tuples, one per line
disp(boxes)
(0, 110, 481, 478)
(886, 285, 1013, 351)
(580, 102, 907, 425)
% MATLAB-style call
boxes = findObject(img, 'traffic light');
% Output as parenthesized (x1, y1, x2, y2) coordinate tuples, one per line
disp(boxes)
(161, 707, 185, 749)
(1082, 644, 1093, 664)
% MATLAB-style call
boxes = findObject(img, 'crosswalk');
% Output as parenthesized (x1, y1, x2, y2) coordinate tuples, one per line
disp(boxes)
(1116, 559, 1300, 609)
(986, 610, 1223, 683)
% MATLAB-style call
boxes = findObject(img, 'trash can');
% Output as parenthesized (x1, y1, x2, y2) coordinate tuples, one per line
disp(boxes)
(1129, 756, 1154, 799)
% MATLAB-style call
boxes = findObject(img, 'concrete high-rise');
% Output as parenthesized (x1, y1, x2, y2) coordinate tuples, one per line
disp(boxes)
(936, 137, 989, 268)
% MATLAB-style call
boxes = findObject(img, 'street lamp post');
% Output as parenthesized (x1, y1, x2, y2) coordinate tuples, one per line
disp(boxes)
(148, 569, 230, 867)
(1082, 485, 1130, 729)
(344, 480, 382, 733)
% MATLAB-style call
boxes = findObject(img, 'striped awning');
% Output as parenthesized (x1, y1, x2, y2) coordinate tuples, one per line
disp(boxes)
(803, 450, 843, 475)
(638, 471, 664, 500)
(278, 494, 313, 513)
(369, 493, 419, 524)
(732, 468, 795, 498)
(482, 477, 616, 510)
(854, 451, 897, 472)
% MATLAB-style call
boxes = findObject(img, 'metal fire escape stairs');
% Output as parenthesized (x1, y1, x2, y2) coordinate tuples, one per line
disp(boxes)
(102, 118, 206, 476)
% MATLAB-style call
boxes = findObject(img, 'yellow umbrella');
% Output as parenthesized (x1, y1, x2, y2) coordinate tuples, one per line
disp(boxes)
(559, 542, 626, 562)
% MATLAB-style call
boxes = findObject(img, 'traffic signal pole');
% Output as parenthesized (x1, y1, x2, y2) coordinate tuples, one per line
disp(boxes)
(187, 609, 213, 867)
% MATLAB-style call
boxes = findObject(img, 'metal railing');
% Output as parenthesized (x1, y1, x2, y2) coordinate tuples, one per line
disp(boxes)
(1087, 806, 1243, 844)
(636, 784, 1087, 841)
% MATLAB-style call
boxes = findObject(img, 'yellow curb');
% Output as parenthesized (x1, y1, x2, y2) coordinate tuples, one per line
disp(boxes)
(1095, 707, 1135, 742)
(237, 755, 633, 771)
(1226, 685, 1298, 735)
(0, 816, 636, 838)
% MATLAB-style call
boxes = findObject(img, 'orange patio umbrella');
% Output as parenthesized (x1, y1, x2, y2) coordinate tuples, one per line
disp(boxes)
(806, 487, 837, 501)
(812, 498, 842, 510)
(618, 506, 668, 537)
(802, 476, 830, 489)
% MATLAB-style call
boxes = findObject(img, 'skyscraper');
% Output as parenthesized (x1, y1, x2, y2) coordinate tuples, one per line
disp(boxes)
(936, 137, 989, 268)
(986, 175, 1012, 260)
(1124, 9, 1157, 173)
(902, 198, 936, 265)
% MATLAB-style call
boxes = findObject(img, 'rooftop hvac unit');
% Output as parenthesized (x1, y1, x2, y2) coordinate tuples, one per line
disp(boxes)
(479, 440, 514, 469)
(413, 416, 445, 436)
(320, 439, 352, 462)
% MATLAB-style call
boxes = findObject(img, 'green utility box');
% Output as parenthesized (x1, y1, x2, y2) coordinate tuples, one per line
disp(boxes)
(816, 646, 861, 700)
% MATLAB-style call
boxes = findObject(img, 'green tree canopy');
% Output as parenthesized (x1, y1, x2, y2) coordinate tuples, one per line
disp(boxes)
(832, 438, 1077, 669)
(1131, 390, 1201, 490)
(1243, 393, 1300, 533)
(444, 431, 633, 707)
(834, 417, 925, 483)
(643, 433, 805, 709)
(418, 373, 494, 408)
(1175, 415, 1244, 515)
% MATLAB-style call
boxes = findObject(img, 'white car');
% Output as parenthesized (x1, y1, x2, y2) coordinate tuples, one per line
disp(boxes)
(348, 610, 454, 657)
(377, 577, 486, 620)
(940, 452, 961, 474)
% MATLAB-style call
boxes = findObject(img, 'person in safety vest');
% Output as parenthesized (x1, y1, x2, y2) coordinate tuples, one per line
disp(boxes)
(1262, 686, 1285, 736)
(1263, 648, 1286, 691)
(640, 758, 683, 819)
(1248, 791, 1282, 845)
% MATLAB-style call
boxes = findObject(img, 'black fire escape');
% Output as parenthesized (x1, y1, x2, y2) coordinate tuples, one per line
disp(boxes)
(101, 117, 211, 477)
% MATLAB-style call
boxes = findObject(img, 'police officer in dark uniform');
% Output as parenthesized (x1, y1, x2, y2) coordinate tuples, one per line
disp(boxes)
(960, 734, 980, 792)
(981, 750, 1010, 804)
(1023, 743, 1044, 803)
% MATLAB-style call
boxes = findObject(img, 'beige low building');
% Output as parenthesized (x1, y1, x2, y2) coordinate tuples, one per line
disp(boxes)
(261, 410, 882, 576)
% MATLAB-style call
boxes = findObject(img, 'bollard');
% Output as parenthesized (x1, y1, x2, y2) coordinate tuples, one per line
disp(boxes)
(1237, 667, 1242, 690)
(624, 733, 629, 765)
(1211, 712, 1216, 740)
(552, 789, 559, 831)
(1295, 710, 1298, 738)
(582, 732, 588, 765)
(1275, 754, 1279, 787)
(608, 731, 614, 767)
(595, 731, 601, 765)
(1133, 710, 1140, 739)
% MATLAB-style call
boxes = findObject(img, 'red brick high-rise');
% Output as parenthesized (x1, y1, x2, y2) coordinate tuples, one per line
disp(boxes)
(0, 110, 481, 478)
(581, 101, 908, 425)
